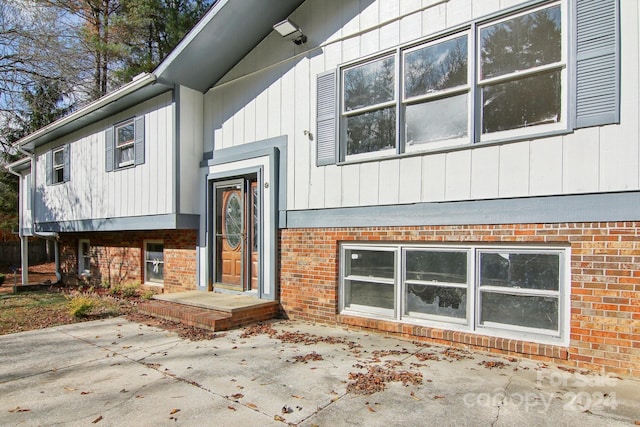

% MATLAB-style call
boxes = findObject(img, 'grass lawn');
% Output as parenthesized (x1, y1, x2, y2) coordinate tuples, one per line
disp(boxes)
(0, 291, 134, 335)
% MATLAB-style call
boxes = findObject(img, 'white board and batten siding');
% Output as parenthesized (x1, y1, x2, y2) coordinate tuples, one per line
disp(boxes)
(34, 92, 175, 224)
(206, 0, 637, 211)
(178, 86, 205, 215)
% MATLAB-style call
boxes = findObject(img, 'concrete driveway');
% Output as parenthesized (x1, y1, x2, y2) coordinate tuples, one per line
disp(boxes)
(1, 318, 638, 426)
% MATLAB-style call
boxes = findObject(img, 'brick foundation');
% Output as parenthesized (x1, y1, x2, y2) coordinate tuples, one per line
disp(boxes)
(59, 230, 197, 293)
(280, 223, 640, 377)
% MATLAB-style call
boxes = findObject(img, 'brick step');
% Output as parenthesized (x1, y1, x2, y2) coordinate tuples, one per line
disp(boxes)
(137, 299, 279, 332)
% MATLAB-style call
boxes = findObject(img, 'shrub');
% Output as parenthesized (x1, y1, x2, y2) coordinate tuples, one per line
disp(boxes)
(109, 285, 122, 296)
(141, 290, 156, 300)
(0, 273, 5, 285)
(121, 283, 139, 298)
(69, 296, 95, 318)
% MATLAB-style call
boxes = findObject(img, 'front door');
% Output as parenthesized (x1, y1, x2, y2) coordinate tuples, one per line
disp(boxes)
(214, 177, 259, 292)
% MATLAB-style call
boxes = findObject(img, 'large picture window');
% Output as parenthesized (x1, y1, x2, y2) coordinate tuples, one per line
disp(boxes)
(338, 1, 566, 160)
(340, 243, 568, 344)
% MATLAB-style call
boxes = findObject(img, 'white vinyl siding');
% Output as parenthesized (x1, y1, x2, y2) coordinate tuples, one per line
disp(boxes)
(34, 93, 175, 223)
(205, 0, 630, 211)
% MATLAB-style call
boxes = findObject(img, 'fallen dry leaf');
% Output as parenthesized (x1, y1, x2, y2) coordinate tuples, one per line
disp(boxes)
(80, 391, 92, 395)
(434, 395, 445, 399)
(169, 409, 180, 415)
(8, 406, 30, 413)
(479, 360, 507, 369)
(227, 406, 236, 411)
(274, 415, 285, 421)
(64, 386, 77, 392)
(92, 415, 103, 423)
(246, 403, 258, 409)
(230, 393, 244, 399)
(367, 406, 376, 412)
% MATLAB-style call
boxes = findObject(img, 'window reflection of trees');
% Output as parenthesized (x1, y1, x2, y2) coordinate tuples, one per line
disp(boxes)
(480, 5, 562, 133)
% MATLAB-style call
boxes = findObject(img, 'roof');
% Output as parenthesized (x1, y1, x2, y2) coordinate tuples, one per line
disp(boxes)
(154, 0, 304, 93)
(13, 74, 170, 151)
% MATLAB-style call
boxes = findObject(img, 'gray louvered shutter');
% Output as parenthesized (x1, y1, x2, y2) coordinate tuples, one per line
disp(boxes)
(105, 127, 114, 172)
(316, 70, 337, 166)
(134, 116, 145, 165)
(575, 0, 620, 128)
(63, 144, 70, 182)
(45, 151, 52, 185)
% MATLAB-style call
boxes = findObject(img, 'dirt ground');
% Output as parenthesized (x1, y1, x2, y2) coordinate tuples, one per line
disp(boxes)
(0, 262, 58, 293)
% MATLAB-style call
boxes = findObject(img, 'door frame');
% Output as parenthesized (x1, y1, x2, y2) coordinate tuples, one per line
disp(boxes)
(201, 137, 287, 301)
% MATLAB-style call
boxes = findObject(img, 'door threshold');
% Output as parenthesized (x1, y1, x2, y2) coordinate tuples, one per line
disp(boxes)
(214, 283, 244, 292)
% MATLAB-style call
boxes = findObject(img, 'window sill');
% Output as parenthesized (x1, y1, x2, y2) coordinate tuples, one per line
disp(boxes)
(143, 282, 164, 287)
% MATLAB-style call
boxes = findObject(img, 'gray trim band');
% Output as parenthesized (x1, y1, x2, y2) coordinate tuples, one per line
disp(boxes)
(285, 192, 640, 229)
(36, 214, 200, 233)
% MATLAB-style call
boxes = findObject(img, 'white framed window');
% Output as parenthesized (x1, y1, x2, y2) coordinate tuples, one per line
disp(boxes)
(343, 246, 397, 317)
(115, 119, 135, 168)
(404, 248, 471, 324)
(340, 243, 569, 345)
(341, 54, 397, 161)
(78, 239, 91, 276)
(403, 32, 471, 151)
(477, 250, 562, 335)
(106, 116, 144, 171)
(46, 145, 69, 185)
(336, 1, 566, 160)
(144, 241, 164, 285)
(477, 2, 566, 141)
(53, 148, 65, 183)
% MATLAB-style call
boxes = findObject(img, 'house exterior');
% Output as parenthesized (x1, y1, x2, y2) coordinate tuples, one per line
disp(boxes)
(7, 0, 639, 376)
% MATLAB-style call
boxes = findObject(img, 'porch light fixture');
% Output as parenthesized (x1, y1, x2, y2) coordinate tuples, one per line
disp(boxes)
(273, 19, 307, 45)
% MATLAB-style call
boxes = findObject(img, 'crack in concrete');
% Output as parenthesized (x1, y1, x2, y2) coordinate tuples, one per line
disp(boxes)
(491, 366, 516, 427)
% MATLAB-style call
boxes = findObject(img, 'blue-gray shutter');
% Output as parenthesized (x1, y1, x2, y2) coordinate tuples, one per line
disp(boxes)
(63, 144, 70, 182)
(316, 70, 337, 166)
(45, 151, 52, 186)
(575, 0, 619, 128)
(105, 127, 114, 172)
(134, 116, 145, 165)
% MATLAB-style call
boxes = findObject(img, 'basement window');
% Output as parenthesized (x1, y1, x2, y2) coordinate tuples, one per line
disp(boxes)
(145, 241, 164, 285)
(340, 243, 569, 345)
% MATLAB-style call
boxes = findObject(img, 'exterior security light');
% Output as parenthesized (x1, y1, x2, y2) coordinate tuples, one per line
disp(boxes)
(273, 19, 307, 45)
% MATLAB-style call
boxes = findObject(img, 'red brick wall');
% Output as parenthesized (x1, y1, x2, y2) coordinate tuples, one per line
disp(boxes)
(280, 223, 640, 377)
(59, 230, 197, 293)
